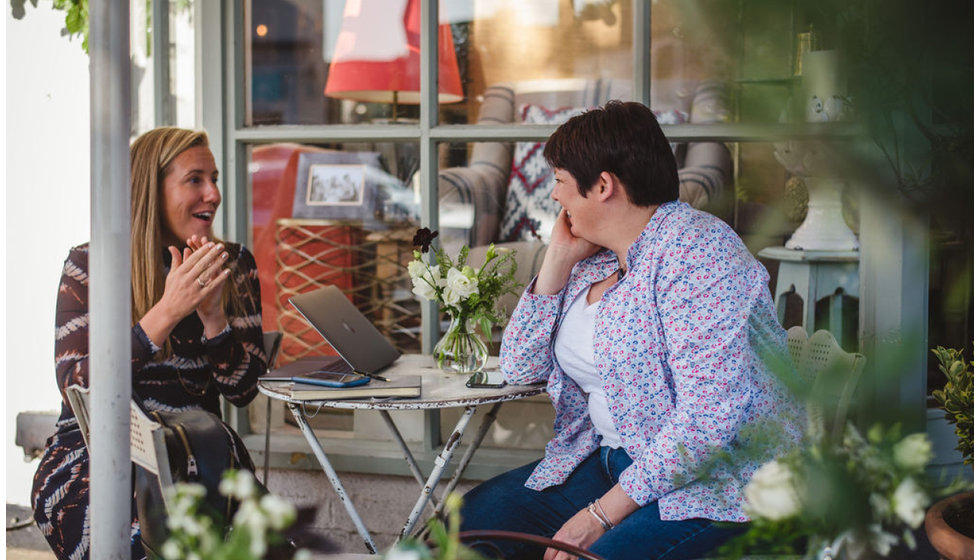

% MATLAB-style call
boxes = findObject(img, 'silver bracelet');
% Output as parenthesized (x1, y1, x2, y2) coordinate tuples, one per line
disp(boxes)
(593, 499, 615, 528)
(587, 501, 613, 531)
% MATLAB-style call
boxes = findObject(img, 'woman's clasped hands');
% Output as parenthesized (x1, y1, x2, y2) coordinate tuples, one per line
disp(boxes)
(160, 235, 230, 337)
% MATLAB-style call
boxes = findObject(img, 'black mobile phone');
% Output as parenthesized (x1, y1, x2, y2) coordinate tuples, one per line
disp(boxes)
(466, 370, 506, 389)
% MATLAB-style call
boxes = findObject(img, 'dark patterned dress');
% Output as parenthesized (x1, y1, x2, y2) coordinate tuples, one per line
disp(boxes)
(31, 243, 267, 560)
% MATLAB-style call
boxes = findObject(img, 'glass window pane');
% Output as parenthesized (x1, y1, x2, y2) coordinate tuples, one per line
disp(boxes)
(455, 1, 634, 126)
(248, 142, 423, 361)
(247, 0, 464, 125)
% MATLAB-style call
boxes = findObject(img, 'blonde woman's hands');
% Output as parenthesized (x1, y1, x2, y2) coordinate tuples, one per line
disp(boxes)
(139, 238, 230, 346)
(185, 235, 231, 338)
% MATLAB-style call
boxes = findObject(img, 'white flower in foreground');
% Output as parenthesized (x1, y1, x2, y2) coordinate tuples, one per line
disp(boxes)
(869, 493, 892, 518)
(863, 524, 900, 557)
(893, 433, 932, 471)
(260, 493, 297, 530)
(161, 540, 182, 560)
(219, 469, 257, 500)
(444, 267, 479, 305)
(892, 477, 929, 528)
(743, 460, 802, 521)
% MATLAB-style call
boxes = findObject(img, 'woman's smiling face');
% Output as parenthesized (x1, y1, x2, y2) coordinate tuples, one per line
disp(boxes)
(160, 145, 220, 246)
(551, 168, 599, 239)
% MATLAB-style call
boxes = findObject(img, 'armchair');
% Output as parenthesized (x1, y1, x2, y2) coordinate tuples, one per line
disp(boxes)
(438, 78, 733, 316)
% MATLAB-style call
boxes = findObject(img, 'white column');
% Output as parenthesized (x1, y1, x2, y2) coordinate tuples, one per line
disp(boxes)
(89, 0, 132, 557)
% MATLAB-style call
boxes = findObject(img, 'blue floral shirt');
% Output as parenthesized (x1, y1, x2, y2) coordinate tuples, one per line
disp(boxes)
(500, 201, 804, 522)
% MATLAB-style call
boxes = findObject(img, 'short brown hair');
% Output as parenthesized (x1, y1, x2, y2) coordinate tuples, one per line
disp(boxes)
(543, 100, 679, 206)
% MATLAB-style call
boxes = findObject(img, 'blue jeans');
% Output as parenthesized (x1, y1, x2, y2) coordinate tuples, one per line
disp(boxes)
(458, 447, 744, 560)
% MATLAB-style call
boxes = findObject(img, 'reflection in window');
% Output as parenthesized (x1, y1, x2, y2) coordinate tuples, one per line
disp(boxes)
(248, 0, 469, 125)
(248, 142, 422, 357)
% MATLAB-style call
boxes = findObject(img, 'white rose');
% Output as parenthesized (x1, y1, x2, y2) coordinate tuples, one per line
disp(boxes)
(444, 267, 479, 305)
(743, 460, 802, 521)
(892, 477, 929, 527)
(407, 259, 428, 280)
(428, 265, 445, 287)
(893, 433, 932, 471)
(411, 276, 438, 301)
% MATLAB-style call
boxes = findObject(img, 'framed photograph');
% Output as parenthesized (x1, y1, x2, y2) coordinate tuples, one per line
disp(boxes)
(292, 151, 383, 222)
(306, 164, 366, 206)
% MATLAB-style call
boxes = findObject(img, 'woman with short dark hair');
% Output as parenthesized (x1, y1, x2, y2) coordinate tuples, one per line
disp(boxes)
(459, 101, 804, 560)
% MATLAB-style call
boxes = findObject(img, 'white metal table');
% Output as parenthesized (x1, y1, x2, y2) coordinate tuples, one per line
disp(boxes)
(258, 354, 545, 554)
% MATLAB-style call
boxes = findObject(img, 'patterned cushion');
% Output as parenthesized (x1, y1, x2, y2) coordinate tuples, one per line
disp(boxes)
(498, 104, 588, 243)
(497, 104, 690, 243)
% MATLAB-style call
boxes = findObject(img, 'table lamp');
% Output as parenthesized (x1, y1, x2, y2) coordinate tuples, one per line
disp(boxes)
(324, 0, 463, 120)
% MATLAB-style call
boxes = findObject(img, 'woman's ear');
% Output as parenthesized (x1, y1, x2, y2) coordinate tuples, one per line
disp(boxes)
(596, 171, 617, 202)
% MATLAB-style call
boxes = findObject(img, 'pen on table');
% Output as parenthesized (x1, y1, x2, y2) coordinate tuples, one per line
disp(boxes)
(356, 370, 390, 382)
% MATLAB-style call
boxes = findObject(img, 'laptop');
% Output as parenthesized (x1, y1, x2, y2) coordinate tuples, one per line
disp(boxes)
(284, 285, 402, 376)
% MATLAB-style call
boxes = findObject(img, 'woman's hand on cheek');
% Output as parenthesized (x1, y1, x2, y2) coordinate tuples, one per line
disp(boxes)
(533, 210, 602, 296)
(543, 509, 604, 560)
(549, 209, 600, 263)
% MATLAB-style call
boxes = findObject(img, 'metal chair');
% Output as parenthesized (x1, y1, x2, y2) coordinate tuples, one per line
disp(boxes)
(786, 326, 866, 439)
(64, 385, 174, 509)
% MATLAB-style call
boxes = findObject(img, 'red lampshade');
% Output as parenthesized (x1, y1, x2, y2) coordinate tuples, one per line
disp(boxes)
(324, 0, 463, 104)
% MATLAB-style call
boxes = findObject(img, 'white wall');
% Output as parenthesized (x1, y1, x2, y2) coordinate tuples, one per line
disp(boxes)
(5, 5, 91, 506)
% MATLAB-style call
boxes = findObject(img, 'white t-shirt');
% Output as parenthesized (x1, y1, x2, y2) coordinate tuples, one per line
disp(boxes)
(553, 288, 622, 449)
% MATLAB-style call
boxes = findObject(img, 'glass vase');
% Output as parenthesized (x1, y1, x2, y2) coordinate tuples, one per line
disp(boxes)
(433, 314, 489, 374)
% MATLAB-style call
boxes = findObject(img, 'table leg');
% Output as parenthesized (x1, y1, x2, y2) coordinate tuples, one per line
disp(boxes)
(379, 410, 426, 487)
(433, 402, 503, 517)
(263, 396, 272, 485)
(287, 402, 378, 554)
(399, 405, 477, 539)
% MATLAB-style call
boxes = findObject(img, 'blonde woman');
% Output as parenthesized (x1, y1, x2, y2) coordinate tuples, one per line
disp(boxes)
(32, 127, 267, 560)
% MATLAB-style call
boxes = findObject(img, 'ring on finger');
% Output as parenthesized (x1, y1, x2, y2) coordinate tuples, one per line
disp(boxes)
(197, 276, 207, 288)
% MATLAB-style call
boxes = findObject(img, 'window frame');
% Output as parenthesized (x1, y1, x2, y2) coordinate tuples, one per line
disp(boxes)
(198, 0, 930, 478)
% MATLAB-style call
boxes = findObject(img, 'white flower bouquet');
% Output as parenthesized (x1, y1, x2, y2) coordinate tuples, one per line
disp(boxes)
(407, 228, 519, 373)
(732, 423, 941, 558)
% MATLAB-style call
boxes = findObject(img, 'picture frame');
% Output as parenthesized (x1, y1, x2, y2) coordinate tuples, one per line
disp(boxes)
(291, 151, 383, 222)
(306, 164, 366, 207)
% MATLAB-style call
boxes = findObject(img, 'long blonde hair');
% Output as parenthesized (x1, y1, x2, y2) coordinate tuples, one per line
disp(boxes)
(129, 127, 248, 340)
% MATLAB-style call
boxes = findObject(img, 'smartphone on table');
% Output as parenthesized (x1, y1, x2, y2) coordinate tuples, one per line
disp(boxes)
(466, 370, 507, 389)
(292, 370, 371, 388)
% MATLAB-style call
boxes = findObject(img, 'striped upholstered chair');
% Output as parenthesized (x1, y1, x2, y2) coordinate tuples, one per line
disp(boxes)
(439, 78, 733, 319)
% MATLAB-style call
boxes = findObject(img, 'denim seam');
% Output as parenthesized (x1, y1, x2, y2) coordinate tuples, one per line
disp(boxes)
(601, 447, 616, 486)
